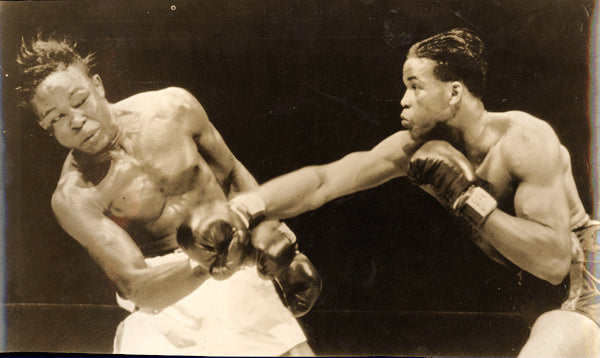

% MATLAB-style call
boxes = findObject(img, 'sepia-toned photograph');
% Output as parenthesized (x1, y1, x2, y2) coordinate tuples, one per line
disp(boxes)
(1, 0, 598, 356)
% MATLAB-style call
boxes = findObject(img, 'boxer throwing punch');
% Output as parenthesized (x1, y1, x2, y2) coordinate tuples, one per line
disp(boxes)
(223, 29, 600, 357)
(16, 35, 321, 356)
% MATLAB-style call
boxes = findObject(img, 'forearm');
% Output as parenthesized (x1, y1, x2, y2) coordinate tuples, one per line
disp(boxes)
(118, 259, 209, 312)
(256, 166, 331, 220)
(479, 210, 571, 284)
(252, 150, 403, 221)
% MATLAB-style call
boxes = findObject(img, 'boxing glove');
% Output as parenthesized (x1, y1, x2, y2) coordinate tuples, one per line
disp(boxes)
(176, 203, 252, 280)
(250, 221, 298, 279)
(407, 140, 497, 227)
(229, 193, 322, 315)
(229, 193, 298, 278)
(272, 253, 322, 317)
(228, 192, 266, 229)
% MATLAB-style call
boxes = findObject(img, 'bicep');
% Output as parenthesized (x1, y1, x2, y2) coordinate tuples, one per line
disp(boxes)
(513, 177, 569, 229)
(507, 133, 570, 231)
(52, 191, 147, 285)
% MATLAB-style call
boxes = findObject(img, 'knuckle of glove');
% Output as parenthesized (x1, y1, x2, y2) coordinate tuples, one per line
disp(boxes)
(177, 213, 249, 280)
(252, 222, 298, 275)
(211, 224, 252, 280)
(176, 223, 217, 267)
(256, 253, 283, 279)
(407, 158, 428, 183)
(256, 244, 297, 279)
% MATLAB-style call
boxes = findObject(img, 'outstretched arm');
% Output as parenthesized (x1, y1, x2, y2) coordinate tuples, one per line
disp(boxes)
(177, 86, 417, 220)
(252, 131, 418, 220)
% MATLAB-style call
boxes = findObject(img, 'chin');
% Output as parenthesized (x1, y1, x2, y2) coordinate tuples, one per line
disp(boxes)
(408, 129, 428, 143)
(80, 134, 111, 154)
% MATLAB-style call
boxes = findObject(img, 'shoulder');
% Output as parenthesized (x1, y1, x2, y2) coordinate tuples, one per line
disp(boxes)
(496, 111, 562, 179)
(370, 130, 419, 170)
(52, 154, 102, 216)
(373, 130, 419, 157)
(115, 87, 203, 116)
(152, 87, 199, 109)
(499, 111, 559, 150)
(115, 87, 208, 132)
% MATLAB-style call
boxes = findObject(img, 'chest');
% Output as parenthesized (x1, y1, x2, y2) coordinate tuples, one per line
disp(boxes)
(475, 145, 515, 209)
(98, 125, 203, 221)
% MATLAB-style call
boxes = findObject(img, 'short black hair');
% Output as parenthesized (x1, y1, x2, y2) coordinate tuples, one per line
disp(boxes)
(16, 34, 95, 107)
(408, 28, 487, 99)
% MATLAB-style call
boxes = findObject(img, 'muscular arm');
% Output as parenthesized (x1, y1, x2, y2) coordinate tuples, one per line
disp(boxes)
(169, 88, 258, 196)
(255, 131, 418, 219)
(52, 173, 209, 312)
(479, 126, 572, 284)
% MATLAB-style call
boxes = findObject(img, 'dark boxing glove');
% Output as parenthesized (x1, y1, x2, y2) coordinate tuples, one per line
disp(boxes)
(272, 253, 322, 317)
(229, 193, 322, 315)
(229, 193, 296, 278)
(407, 140, 497, 227)
(176, 203, 252, 280)
(251, 221, 298, 279)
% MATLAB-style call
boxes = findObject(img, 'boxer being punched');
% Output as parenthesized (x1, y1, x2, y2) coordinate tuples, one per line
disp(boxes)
(16, 35, 320, 356)
(225, 28, 600, 356)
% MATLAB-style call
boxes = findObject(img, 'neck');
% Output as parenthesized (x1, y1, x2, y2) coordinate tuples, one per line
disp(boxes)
(446, 100, 494, 163)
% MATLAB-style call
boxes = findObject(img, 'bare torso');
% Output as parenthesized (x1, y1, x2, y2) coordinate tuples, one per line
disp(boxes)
(475, 111, 589, 230)
(59, 90, 227, 255)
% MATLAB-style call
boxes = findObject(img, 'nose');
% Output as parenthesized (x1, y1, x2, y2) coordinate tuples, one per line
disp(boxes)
(400, 90, 410, 108)
(70, 110, 85, 130)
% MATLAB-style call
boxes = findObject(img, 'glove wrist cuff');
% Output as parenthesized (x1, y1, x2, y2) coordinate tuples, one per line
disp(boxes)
(453, 186, 497, 227)
(276, 223, 299, 249)
(229, 193, 266, 228)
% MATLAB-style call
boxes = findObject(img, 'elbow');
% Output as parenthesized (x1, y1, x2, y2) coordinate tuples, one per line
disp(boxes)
(543, 242, 571, 285)
(546, 256, 571, 285)
(533, 226, 572, 285)
(115, 275, 166, 312)
(114, 276, 139, 305)
(312, 169, 331, 209)
(548, 255, 571, 285)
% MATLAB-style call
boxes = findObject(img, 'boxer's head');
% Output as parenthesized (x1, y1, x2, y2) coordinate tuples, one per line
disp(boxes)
(407, 28, 487, 100)
(16, 35, 116, 154)
(400, 28, 487, 143)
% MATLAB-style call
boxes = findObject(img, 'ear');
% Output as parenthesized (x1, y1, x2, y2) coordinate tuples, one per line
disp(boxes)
(448, 81, 463, 105)
(91, 74, 106, 98)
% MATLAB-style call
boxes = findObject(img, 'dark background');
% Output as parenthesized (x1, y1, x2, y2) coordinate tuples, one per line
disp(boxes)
(1, 0, 596, 355)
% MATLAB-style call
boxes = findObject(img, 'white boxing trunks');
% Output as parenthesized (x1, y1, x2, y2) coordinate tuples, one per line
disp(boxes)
(113, 250, 308, 356)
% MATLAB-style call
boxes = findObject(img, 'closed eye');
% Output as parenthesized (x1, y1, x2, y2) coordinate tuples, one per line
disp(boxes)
(51, 113, 66, 125)
(74, 96, 88, 108)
